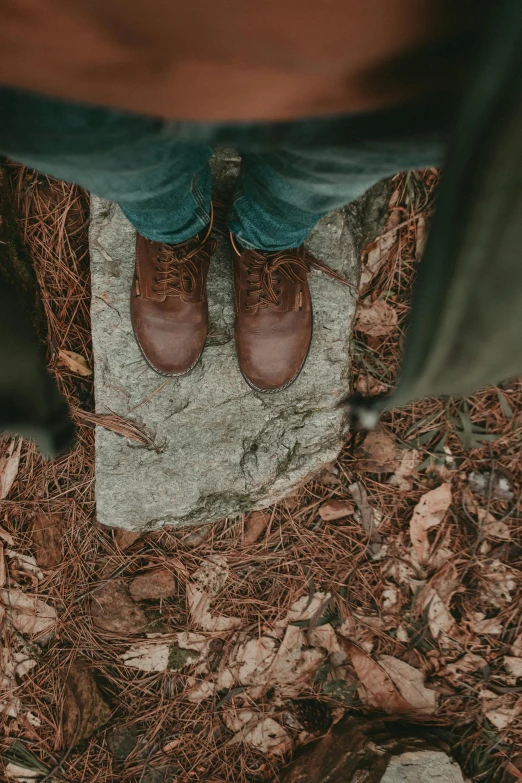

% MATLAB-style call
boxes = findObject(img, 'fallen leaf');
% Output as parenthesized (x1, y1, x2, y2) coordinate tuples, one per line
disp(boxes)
(463, 489, 510, 540)
(379, 655, 438, 714)
(0, 438, 22, 500)
(62, 660, 111, 746)
(318, 501, 354, 522)
(258, 625, 324, 699)
(446, 654, 487, 678)
(354, 299, 398, 338)
(409, 484, 452, 563)
(114, 529, 141, 550)
(359, 209, 400, 293)
(389, 450, 420, 491)
(0, 526, 15, 546)
(348, 483, 383, 538)
(347, 644, 410, 714)
(129, 566, 176, 601)
(4, 763, 43, 782)
(382, 587, 399, 612)
(31, 512, 64, 569)
(354, 375, 389, 396)
(120, 641, 172, 672)
(284, 592, 331, 625)
(6, 550, 44, 582)
(0, 589, 57, 642)
(90, 581, 148, 634)
(504, 657, 522, 680)
(423, 588, 455, 640)
(162, 738, 181, 753)
(187, 555, 242, 633)
(356, 429, 400, 473)
(478, 560, 516, 607)
(58, 350, 93, 377)
(226, 712, 292, 756)
(469, 612, 503, 636)
(243, 511, 269, 546)
(485, 697, 522, 730)
(512, 635, 522, 657)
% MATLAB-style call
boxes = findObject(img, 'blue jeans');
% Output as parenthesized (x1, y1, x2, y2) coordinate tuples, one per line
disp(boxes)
(0, 88, 452, 250)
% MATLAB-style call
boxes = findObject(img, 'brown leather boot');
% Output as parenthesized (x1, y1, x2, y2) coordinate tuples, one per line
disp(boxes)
(232, 237, 352, 392)
(131, 216, 217, 376)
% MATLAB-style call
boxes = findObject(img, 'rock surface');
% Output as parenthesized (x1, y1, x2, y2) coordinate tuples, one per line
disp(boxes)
(381, 751, 465, 783)
(90, 150, 387, 530)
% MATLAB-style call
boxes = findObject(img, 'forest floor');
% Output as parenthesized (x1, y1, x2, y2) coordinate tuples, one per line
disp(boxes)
(0, 166, 521, 783)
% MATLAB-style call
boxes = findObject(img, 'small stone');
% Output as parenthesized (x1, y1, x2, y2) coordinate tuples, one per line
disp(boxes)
(90, 581, 148, 633)
(114, 529, 141, 550)
(243, 511, 269, 545)
(356, 429, 400, 474)
(107, 724, 138, 760)
(381, 751, 464, 783)
(129, 566, 176, 601)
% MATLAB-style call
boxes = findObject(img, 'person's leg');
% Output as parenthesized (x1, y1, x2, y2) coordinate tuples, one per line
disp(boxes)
(0, 88, 217, 376)
(228, 112, 447, 392)
(0, 88, 213, 243)
(229, 133, 444, 251)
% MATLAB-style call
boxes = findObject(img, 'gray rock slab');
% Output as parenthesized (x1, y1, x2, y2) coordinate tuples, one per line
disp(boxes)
(89, 150, 386, 530)
(381, 751, 465, 783)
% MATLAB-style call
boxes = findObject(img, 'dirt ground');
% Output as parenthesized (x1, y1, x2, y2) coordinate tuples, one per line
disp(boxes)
(0, 167, 521, 783)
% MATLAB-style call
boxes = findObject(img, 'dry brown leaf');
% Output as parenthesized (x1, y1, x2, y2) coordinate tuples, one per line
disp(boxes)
(347, 644, 410, 714)
(354, 374, 389, 396)
(120, 641, 172, 672)
(58, 349, 93, 377)
(484, 697, 522, 730)
(318, 500, 354, 522)
(356, 429, 400, 474)
(62, 659, 111, 746)
(379, 655, 437, 714)
(283, 592, 331, 625)
(354, 299, 398, 338)
(409, 484, 452, 563)
(504, 657, 522, 680)
(423, 588, 455, 640)
(187, 555, 242, 633)
(446, 654, 487, 678)
(243, 511, 269, 546)
(478, 560, 517, 607)
(6, 550, 44, 581)
(261, 625, 324, 699)
(0, 589, 57, 642)
(4, 763, 43, 782)
(226, 712, 292, 756)
(90, 580, 148, 634)
(129, 566, 176, 601)
(359, 209, 400, 293)
(463, 489, 511, 540)
(469, 612, 503, 636)
(389, 450, 420, 491)
(0, 437, 22, 500)
(31, 512, 64, 569)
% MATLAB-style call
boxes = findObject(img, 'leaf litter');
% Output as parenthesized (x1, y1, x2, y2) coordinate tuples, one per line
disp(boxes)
(2, 168, 522, 783)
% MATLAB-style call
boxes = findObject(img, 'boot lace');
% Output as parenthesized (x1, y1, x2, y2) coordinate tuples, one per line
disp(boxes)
(152, 210, 217, 297)
(231, 238, 354, 310)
